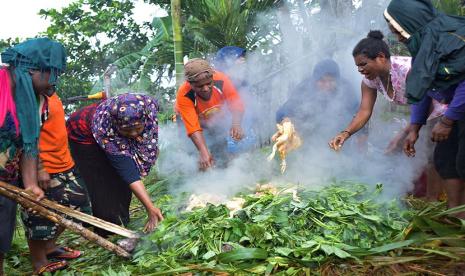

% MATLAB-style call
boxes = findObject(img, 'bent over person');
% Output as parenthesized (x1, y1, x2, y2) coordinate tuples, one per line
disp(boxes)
(175, 58, 245, 170)
(385, 0, 465, 217)
(67, 93, 163, 236)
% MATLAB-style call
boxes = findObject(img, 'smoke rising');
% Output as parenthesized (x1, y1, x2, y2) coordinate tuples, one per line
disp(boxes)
(155, 0, 429, 201)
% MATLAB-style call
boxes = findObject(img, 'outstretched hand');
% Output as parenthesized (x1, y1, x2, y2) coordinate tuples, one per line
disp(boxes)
(199, 151, 214, 171)
(329, 131, 351, 151)
(230, 124, 244, 141)
(143, 207, 164, 233)
(403, 130, 419, 157)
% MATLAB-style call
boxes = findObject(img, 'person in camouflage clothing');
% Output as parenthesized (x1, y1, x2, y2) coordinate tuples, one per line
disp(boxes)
(23, 93, 91, 274)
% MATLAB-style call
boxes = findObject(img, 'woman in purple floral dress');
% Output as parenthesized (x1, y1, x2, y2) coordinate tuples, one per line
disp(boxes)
(66, 93, 163, 236)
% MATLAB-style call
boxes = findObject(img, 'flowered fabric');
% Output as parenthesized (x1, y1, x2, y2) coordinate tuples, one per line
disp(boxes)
(0, 68, 21, 184)
(363, 56, 411, 105)
(92, 93, 159, 177)
(0, 112, 22, 185)
(363, 55, 448, 120)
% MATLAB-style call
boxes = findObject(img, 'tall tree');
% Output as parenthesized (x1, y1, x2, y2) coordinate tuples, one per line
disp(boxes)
(40, 0, 150, 100)
(115, 0, 281, 99)
(37, 0, 281, 109)
(0, 38, 21, 53)
(171, 0, 184, 88)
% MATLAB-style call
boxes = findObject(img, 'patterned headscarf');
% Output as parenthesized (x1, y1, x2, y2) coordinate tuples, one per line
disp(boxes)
(92, 93, 159, 177)
(1, 38, 66, 156)
(184, 58, 214, 82)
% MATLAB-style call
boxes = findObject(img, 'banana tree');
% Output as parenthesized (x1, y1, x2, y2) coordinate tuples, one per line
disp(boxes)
(171, 0, 184, 88)
(111, 16, 174, 96)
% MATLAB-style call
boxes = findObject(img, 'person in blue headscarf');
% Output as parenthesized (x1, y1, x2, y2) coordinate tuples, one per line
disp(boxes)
(0, 38, 68, 275)
(214, 46, 246, 70)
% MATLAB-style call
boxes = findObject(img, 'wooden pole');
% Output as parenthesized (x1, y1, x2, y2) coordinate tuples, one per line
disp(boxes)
(0, 181, 139, 239)
(0, 182, 131, 258)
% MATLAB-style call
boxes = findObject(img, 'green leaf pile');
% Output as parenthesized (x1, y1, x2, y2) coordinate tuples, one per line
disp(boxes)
(133, 182, 413, 274)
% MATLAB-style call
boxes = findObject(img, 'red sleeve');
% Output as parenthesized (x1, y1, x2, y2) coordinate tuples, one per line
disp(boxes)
(216, 72, 244, 113)
(176, 83, 202, 136)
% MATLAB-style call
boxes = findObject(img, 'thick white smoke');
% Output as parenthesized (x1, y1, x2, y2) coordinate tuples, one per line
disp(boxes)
(155, 0, 429, 201)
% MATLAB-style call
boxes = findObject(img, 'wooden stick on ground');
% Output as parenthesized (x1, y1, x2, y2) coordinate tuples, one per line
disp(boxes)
(0, 181, 139, 239)
(0, 181, 131, 258)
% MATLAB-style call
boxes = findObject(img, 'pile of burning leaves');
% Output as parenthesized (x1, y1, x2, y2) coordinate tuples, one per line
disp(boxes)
(130, 181, 465, 275)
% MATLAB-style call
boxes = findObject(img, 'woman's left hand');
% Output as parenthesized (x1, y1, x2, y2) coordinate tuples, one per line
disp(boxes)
(143, 207, 164, 233)
(431, 120, 453, 142)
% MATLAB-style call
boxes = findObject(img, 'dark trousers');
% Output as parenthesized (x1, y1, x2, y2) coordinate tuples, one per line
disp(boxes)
(0, 195, 16, 253)
(434, 118, 465, 180)
(69, 141, 132, 237)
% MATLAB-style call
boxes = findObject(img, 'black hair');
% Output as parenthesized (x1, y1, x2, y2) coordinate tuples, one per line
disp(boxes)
(352, 30, 391, 59)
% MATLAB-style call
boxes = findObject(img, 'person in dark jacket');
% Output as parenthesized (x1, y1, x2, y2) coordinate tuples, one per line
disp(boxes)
(276, 59, 361, 139)
(385, 0, 465, 217)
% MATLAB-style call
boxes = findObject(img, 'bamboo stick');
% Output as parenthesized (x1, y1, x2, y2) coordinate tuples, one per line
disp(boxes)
(0, 181, 139, 239)
(0, 182, 131, 258)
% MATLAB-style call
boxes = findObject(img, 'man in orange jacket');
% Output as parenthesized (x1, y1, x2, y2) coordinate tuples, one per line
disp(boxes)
(176, 58, 245, 170)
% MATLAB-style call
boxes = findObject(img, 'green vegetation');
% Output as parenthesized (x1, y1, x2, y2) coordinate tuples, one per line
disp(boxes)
(3, 1, 465, 275)
(5, 178, 465, 275)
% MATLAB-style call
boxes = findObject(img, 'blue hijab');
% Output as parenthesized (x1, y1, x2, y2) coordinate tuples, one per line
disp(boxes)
(276, 59, 350, 123)
(214, 46, 246, 71)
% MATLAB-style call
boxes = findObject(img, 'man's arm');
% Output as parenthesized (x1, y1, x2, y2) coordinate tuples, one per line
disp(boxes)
(190, 131, 214, 170)
(176, 88, 214, 170)
(403, 95, 434, 157)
